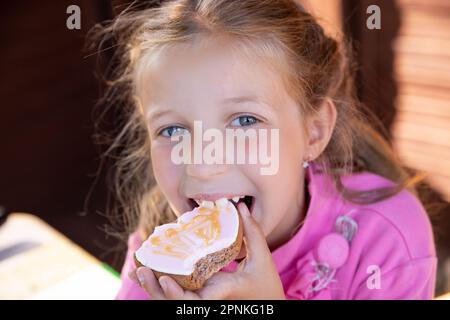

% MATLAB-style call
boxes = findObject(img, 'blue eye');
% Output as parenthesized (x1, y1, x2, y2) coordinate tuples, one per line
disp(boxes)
(230, 115, 259, 127)
(159, 126, 189, 138)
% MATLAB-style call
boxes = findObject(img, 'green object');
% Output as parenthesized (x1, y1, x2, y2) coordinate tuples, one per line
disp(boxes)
(101, 262, 120, 279)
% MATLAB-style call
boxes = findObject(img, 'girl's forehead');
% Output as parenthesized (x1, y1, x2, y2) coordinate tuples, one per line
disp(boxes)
(137, 37, 292, 108)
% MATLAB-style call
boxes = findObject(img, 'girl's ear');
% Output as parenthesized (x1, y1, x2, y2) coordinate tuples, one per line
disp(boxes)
(304, 98, 337, 160)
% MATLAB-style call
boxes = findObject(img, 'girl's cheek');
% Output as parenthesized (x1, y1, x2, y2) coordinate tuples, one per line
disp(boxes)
(151, 142, 182, 192)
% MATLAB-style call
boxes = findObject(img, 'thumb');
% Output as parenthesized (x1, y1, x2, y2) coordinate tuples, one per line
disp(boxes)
(237, 202, 271, 268)
(158, 276, 185, 299)
(159, 276, 201, 300)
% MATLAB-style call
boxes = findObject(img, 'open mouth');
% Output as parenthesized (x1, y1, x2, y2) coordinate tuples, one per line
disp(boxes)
(187, 195, 255, 214)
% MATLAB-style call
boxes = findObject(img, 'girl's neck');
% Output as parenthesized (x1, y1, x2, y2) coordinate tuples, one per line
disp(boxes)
(267, 176, 309, 252)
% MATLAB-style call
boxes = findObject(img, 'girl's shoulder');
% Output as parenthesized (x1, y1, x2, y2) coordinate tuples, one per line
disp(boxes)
(286, 167, 437, 299)
(343, 172, 434, 252)
(334, 171, 437, 298)
(335, 170, 436, 261)
(307, 166, 435, 259)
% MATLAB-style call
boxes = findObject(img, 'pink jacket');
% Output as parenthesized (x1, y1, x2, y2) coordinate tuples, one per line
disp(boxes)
(116, 164, 437, 299)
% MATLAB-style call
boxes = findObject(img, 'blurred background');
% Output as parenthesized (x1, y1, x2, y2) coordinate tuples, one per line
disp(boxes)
(0, 0, 449, 298)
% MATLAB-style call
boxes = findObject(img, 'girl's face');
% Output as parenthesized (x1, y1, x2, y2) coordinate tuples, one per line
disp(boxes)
(140, 38, 312, 249)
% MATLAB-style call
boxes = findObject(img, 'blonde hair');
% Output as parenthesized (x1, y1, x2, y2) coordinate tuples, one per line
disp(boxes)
(89, 0, 425, 240)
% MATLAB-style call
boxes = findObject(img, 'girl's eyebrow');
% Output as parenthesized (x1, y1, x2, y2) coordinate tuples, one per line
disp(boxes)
(146, 108, 173, 122)
(222, 95, 261, 104)
(146, 95, 273, 121)
(222, 95, 274, 110)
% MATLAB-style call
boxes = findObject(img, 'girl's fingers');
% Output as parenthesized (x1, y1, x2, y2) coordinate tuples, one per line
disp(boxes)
(197, 271, 233, 300)
(133, 268, 207, 300)
(237, 202, 272, 269)
(158, 276, 191, 299)
(128, 269, 138, 283)
(136, 267, 166, 300)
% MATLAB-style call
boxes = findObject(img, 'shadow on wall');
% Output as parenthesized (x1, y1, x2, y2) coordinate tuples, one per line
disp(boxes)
(0, 0, 126, 270)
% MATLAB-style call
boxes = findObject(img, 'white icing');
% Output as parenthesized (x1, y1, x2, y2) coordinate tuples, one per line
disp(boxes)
(135, 199, 239, 275)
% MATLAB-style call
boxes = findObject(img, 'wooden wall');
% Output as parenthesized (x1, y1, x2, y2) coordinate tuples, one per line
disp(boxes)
(392, 0, 450, 202)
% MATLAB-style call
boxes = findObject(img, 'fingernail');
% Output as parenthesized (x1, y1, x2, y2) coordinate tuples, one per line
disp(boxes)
(239, 203, 250, 217)
(159, 277, 168, 292)
(137, 268, 146, 286)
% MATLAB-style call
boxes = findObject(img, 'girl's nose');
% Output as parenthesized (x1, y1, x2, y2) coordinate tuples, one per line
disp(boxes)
(185, 163, 228, 180)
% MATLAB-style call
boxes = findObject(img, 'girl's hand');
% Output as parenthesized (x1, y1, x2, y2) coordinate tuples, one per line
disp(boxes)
(129, 202, 285, 300)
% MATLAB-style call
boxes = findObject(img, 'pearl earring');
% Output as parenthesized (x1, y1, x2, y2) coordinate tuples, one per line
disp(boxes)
(302, 155, 312, 168)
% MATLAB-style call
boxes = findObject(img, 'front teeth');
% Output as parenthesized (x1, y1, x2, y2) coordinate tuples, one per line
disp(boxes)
(231, 195, 245, 204)
(215, 198, 228, 208)
(195, 196, 245, 209)
(200, 200, 214, 209)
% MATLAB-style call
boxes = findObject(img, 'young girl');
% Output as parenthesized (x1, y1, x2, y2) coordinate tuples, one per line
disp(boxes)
(94, 0, 436, 299)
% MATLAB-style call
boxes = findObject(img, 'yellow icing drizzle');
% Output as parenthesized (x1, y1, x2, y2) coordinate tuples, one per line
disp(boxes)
(150, 207, 222, 259)
(150, 236, 161, 245)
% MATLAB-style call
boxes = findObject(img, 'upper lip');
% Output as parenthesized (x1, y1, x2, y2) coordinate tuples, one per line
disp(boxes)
(187, 193, 247, 202)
